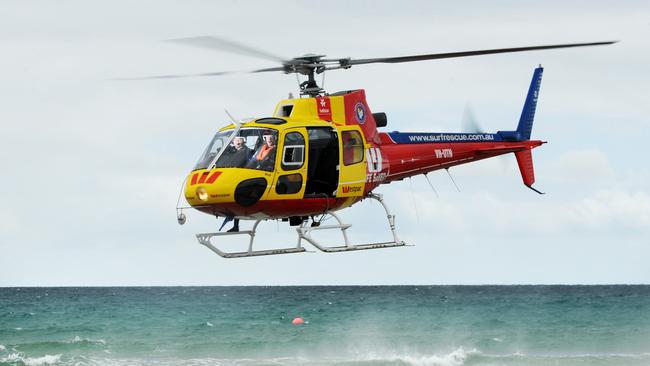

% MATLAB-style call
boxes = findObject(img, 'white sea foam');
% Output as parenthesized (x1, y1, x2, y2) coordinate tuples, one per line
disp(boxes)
(23, 354, 62, 366)
(38, 352, 471, 366)
(0, 353, 21, 363)
(0, 344, 5, 352)
(70, 335, 106, 345)
(353, 347, 475, 366)
(206, 322, 214, 327)
(9, 350, 648, 366)
(0, 352, 62, 366)
(477, 350, 650, 364)
(34, 351, 650, 366)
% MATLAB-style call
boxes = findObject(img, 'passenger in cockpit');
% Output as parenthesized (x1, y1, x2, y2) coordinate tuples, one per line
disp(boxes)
(248, 132, 277, 171)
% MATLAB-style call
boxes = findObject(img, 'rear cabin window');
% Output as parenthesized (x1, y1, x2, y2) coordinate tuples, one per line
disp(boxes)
(342, 130, 364, 165)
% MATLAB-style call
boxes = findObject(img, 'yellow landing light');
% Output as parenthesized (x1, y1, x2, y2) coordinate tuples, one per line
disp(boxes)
(196, 187, 209, 202)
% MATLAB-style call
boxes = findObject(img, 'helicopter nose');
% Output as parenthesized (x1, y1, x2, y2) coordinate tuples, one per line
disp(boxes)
(234, 178, 267, 207)
(185, 169, 271, 209)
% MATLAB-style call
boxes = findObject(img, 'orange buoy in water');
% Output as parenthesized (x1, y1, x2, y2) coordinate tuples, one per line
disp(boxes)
(292, 317, 305, 325)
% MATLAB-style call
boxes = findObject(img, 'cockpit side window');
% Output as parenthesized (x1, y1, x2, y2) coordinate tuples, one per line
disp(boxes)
(281, 132, 305, 170)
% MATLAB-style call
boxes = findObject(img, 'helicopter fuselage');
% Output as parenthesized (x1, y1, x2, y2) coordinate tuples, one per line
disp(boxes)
(184, 84, 543, 221)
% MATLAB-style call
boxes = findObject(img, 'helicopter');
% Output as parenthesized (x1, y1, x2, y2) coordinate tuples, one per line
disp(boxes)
(138, 37, 615, 258)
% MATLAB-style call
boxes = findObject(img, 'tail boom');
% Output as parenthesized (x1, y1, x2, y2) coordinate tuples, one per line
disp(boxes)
(377, 137, 543, 182)
(374, 65, 546, 190)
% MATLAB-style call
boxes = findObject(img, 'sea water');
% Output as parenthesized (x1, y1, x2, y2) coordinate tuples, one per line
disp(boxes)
(1, 286, 649, 365)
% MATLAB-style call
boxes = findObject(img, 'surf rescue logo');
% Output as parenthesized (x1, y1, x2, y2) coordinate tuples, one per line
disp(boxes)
(316, 97, 332, 121)
(354, 102, 366, 124)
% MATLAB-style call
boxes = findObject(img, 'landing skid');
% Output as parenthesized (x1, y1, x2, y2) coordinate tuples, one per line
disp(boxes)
(195, 193, 406, 258)
(196, 220, 307, 258)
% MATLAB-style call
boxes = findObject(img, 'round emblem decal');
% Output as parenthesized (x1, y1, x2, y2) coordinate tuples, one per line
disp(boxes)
(354, 102, 366, 124)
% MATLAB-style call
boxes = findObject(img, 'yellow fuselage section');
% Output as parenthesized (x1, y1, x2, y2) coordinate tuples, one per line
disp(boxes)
(184, 95, 370, 219)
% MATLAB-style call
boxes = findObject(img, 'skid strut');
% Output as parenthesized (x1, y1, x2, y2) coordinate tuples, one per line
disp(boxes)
(194, 193, 405, 258)
(297, 193, 405, 252)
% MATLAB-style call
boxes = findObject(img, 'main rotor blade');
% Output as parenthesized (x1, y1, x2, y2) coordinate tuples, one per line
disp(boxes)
(346, 41, 617, 66)
(114, 66, 285, 80)
(167, 36, 287, 63)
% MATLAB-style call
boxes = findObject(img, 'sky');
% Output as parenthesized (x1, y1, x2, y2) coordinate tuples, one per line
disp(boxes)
(1, 1, 648, 286)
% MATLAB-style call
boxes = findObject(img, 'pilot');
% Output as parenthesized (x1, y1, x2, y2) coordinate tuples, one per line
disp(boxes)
(228, 136, 251, 167)
(248, 132, 277, 170)
(217, 136, 250, 168)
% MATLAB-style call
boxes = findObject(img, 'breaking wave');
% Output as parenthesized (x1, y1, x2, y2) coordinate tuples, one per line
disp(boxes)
(347, 347, 474, 366)
(68, 336, 106, 345)
(0, 352, 61, 366)
(2, 348, 650, 366)
(3, 336, 106, 352)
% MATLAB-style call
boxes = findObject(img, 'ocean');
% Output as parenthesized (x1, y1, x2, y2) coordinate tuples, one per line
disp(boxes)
(1, 286, 649, 366)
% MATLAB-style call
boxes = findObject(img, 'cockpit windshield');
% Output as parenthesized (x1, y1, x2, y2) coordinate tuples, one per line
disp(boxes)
(193, 129, 235, 170)
(194, 127, 279, 172)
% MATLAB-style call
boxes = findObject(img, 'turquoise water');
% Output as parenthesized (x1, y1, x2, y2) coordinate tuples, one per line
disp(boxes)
(1, 286, 649, 365)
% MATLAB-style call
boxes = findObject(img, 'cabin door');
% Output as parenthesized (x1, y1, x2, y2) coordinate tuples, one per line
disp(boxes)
(336, 127, 367, 198)
(304, 127, 339, 197)
(267, 128, 308, 201)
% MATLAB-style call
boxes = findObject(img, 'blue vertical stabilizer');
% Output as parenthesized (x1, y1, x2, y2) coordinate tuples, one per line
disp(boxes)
(496, 66, 544, 141)
(516, 66, 544, 140)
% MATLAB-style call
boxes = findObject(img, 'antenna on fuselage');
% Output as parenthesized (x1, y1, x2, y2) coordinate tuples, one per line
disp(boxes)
(445, 168, 461, 192)
(225, 109, 241, 127)
(424, 173, 440, 198)
(408, 177, 420, 223)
